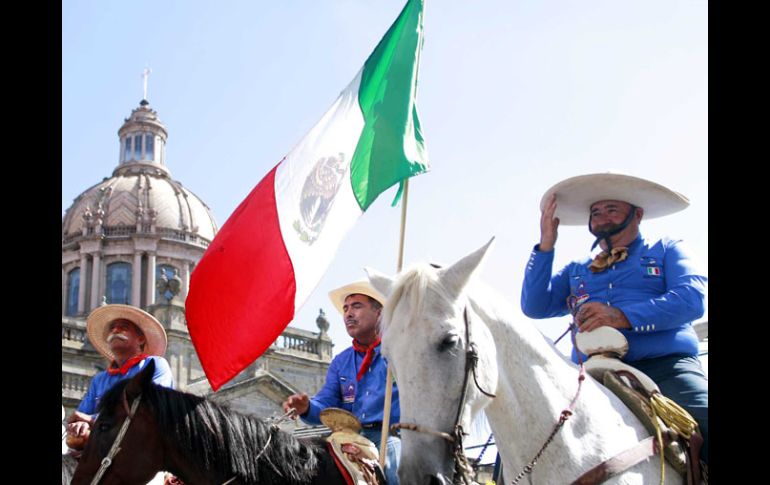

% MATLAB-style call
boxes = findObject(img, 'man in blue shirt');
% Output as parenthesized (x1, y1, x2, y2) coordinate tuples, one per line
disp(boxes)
(283, 280, 401, 484)
(520, 173, 708, 464)
(65, 304, 174, 448)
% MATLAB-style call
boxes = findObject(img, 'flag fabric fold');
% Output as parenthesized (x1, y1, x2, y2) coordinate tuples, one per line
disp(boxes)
(186, 0, 429, 390)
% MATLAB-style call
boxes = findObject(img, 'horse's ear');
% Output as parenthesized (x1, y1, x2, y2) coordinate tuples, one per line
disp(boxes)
(126, 358, 156, 399)
(438, 237, 495, 298)
(365, 267, 393, 297)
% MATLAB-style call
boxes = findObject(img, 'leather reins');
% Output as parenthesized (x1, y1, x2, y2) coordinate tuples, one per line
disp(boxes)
(89, 388, 143, 485)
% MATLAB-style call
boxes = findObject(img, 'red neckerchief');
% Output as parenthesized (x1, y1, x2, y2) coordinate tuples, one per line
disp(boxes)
(106, 354, 149, 376)
(352, 338, 381, 381)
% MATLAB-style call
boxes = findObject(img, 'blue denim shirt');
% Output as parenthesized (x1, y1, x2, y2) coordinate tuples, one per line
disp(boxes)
(302, 344, 400, 426)
(521, 234, 707, 362)
(77, 356, 175, 415)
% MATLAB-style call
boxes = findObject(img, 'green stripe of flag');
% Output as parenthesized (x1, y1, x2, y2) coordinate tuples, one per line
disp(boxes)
(350, 0, 429, 211)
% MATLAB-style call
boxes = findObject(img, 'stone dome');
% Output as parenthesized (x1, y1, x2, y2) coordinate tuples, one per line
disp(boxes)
(62, 171, 217, 244)
(62, 100, 217, 246)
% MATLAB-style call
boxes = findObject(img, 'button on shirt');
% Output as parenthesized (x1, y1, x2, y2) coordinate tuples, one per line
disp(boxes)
(521, 235, 707, 362)
(302, 344, 399, 427)
(77, 356, 175, 415)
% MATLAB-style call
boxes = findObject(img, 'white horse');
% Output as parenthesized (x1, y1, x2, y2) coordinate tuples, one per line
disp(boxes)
(367, 239, 679, 484)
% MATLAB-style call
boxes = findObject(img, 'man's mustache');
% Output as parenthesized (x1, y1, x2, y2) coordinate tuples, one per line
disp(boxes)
(107, 333, 129, 343)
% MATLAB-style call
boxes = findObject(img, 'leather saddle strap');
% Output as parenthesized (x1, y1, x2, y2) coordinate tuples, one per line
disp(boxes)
(686, 431, 703, 485)
(613, 370, 654, 399)
(570, 435, 668, 485)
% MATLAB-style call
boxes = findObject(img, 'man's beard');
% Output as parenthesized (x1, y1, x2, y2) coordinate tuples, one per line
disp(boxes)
(591, 222, 622, 237)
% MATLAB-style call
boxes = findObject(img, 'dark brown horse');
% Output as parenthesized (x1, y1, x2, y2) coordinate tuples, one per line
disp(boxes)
(71, 360, 351, 484)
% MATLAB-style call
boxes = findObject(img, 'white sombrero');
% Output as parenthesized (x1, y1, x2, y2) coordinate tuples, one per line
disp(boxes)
(86, 304, 167, 362)
(328, 280, 386, 315)
(540, 173, 690, 226)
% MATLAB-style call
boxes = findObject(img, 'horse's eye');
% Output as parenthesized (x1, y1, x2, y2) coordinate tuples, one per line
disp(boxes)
(438, 334, 459, 352)
(98, 421, 112, 432)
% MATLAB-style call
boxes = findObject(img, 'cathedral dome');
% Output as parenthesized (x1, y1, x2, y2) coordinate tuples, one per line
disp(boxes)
(62, 168, 217, 245)
(62, 100, 217, 246)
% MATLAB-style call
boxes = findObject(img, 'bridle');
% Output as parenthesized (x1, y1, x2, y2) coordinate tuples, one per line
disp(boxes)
(89, 388, 143, 485)
(391, 305, 497, 485)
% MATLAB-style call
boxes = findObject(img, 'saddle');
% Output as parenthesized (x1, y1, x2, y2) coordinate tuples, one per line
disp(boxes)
(320, 408, 385, 485)
(575, 327, 659, 394)
(575, 328, 704, 484)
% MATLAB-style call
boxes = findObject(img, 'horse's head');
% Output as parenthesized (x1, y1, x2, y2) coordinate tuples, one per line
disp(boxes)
(368, 239, 499, 484)
(72, 360, 164, 485)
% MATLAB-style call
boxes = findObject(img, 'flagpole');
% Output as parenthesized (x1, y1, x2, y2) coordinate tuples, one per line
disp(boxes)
(379, 179, 410, 467)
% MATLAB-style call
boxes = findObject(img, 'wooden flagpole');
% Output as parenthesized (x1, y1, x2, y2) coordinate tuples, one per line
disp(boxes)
(379, 178, 410, 467)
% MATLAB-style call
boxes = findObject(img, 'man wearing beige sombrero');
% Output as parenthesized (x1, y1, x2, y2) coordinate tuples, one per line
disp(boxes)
(520, 173, 708, 464)
(65, 304, 174, 447)
(282, 280, 401, 485)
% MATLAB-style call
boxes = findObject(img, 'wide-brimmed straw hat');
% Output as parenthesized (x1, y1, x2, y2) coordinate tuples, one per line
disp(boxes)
(540, 173, 690, 226)
(86, 304, 167, 361)
(328, 280, 386, 315)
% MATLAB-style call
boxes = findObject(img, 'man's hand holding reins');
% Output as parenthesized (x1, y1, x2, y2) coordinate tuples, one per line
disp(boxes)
(576, 302, 632, 333)
(282, 393, 309, 418)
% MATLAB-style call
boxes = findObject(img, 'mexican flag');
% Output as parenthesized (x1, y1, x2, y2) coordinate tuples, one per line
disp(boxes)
(186, 0, 429, 391)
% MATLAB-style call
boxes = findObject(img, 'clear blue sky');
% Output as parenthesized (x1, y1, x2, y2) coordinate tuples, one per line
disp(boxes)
(63, 0, 708, 360)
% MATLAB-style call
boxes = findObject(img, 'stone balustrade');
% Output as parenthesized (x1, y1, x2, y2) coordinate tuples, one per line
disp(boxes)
(62, 371, 92, 393)
(62, 226, 212, 248)
(273, 327, 333, 359)
(61, 318, 87, 346)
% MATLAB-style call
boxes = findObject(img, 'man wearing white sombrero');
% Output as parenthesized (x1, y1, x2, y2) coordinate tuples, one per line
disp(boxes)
(520, 173, 708, 464)
(282, 280, 402, 485)
(65, 304, 174, 448)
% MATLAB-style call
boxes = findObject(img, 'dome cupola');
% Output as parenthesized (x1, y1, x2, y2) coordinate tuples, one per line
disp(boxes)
(115, 98, 170, 177)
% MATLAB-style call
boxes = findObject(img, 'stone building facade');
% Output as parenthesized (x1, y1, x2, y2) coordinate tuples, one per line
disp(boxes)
(62, 98, 333, 429)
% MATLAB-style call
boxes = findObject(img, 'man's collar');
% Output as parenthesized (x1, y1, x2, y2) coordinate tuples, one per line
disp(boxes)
(627, 233, 643, 250)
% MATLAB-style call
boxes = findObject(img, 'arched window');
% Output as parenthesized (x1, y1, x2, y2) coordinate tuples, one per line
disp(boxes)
(143, 133, 154, 160)
(156, 264, 178, 302)
(123, 137, 132, 161)
(66, 268, 80, 316)
(106, 262, 132, 304)
(133, 134, 143, 160)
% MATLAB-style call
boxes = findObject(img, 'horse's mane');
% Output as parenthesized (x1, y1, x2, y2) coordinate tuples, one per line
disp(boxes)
(383, 263, 458, 332)
(98, 379, 321, 484)
(383, 261, 566, 361)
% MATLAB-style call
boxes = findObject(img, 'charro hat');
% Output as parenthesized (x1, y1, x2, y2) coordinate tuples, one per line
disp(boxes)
(86, 304, 167, 361)
(328, 280, 386, 315)
(540, 172, 690, 226)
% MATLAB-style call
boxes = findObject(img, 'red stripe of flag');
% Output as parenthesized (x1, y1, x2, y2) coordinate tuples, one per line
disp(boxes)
(186, 165, 296, 390)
